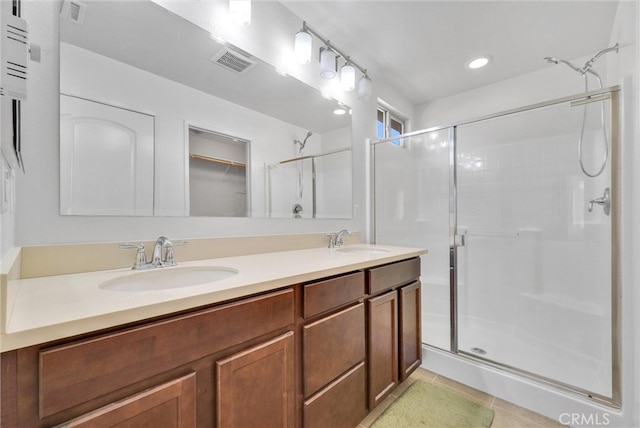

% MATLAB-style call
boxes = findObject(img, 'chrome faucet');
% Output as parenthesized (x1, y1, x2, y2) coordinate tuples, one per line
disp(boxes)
(151, 236, 171, 267)
(119, 236, 187, 270)
(327, 229, 353, 248)
(335, 229, 353, 247)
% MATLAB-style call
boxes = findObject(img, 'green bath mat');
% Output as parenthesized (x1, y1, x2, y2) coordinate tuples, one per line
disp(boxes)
(371, 380, 494, 428)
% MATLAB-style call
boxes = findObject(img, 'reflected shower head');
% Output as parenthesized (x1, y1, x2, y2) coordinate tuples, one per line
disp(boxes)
(294, 131, 313, 151)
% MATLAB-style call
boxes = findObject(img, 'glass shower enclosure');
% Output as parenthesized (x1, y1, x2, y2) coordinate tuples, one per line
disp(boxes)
(372, 87, 620, 405)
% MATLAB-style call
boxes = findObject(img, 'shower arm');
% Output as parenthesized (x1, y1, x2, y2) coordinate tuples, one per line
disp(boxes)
(581, 43, 619, 75)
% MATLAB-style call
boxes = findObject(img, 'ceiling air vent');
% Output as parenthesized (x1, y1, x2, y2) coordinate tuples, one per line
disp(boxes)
(210, 46, 256, 74)
(60, 0, 87, 25)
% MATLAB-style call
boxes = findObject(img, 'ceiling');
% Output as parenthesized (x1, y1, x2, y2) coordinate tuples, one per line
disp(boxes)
(279, 1, 620, 105)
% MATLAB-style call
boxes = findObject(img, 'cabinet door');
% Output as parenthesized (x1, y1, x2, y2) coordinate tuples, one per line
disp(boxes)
(216, 332, 295, 428)
(399, 281, 422, 381)
(57, 373, 196, 427)
(367, 290, 398, 410)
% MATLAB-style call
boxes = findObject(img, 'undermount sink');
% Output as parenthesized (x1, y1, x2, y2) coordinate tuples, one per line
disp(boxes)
(99, 266, 238, 292)
(336, 246, 390, 255)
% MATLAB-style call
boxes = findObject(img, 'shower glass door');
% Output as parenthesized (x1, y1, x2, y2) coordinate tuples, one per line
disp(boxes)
(373, 128, 453, 351)
(455, 97, 613, 399)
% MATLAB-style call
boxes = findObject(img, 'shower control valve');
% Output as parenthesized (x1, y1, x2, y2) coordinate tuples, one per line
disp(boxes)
(588, 187, 610, 215)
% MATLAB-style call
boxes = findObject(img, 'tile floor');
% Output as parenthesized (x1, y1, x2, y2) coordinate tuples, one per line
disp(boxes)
(358, 368, 566, 428)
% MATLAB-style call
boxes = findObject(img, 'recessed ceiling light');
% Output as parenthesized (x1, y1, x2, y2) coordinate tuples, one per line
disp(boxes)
(467, 56, 491, 69)
(333, 108, 347, 115)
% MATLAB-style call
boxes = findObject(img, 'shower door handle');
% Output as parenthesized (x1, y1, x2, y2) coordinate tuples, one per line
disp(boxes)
(588, 187, 610, 215)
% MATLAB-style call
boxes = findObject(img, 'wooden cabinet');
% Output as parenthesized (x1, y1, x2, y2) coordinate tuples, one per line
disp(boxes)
(366, 258, 422, 409)
(1, 257, 422, 428)
(56, 373, 196, 428)
(3, 288, 294, 427)
(301, 272, 367, 428)
(217, 332, 295, 428)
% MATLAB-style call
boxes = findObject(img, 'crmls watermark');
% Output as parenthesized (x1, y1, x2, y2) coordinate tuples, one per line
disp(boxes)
(559, 412, 610, 426)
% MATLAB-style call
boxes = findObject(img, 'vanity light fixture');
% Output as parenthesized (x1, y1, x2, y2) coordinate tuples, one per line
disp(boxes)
(294, 22, 313, 64)
(229, 0, 251, 27)
(293, 20, 371, 99)
(467, 55, 491, 69)
(319, 46, 337, 79)
(357, 72, 372, 101)
(340, 61, 356, 92)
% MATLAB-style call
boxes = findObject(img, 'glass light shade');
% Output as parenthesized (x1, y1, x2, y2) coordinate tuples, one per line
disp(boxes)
(229, 0, 251, 27)
(319, 48, 337, 79)
(294, 30, 312, 64)
(357, 75, 372, 101)
(341, 63, 356, 91)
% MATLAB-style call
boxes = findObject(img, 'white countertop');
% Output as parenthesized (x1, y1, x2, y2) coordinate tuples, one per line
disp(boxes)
(2, 244, 426, 352)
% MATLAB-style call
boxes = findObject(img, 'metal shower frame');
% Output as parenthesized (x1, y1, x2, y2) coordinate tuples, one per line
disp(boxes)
(371, 84, 621, 408)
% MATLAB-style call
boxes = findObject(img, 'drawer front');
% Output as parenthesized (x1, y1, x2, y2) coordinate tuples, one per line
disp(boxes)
(56, 373, 196, 428)
(304, 271, 365, 318)
(39, 288, 294, 418)
(368, 257, 420, 295)
(303, 362, 367, 428)
(303, 303, 365, 397)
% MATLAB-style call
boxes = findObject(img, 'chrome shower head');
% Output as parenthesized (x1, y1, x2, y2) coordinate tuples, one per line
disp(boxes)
(303, 131, 312, 144)
(544, 56, 583, 74)
(294, 131, 313, 152)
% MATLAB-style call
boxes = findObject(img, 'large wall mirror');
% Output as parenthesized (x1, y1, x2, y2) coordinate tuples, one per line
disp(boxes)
(59, 0, 352, 218)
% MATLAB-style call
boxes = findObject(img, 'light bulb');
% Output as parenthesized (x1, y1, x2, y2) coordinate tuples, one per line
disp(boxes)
(340, 63, 355, 91)
(294, 30, 312, 64)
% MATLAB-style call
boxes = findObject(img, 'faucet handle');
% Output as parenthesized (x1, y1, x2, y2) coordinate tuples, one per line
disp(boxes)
(119, 243, 147, 270)
(326, 233, 337, 248)
(164, 240, 187, 266)
(164, 247, 177, 267)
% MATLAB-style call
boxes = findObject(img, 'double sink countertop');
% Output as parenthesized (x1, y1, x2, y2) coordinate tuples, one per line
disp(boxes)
(1, 244, 426, 352)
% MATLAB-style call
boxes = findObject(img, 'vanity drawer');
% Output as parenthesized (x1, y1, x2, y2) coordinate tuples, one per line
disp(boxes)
(303, 302, 365, 397)
(303, 361, 367, 428)
(303, 271, 364, 318)
(367, 257, 420, 295)
(39, 288, 294, 418)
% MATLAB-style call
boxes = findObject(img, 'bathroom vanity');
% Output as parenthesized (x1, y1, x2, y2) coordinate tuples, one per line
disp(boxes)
(0, 241, 425, 427)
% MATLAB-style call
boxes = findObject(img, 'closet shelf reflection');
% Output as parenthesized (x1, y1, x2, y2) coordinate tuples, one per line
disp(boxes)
(189, 153, 246, 168)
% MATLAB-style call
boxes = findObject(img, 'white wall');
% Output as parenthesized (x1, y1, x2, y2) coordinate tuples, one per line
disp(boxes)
(15, 1, 371, 246)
